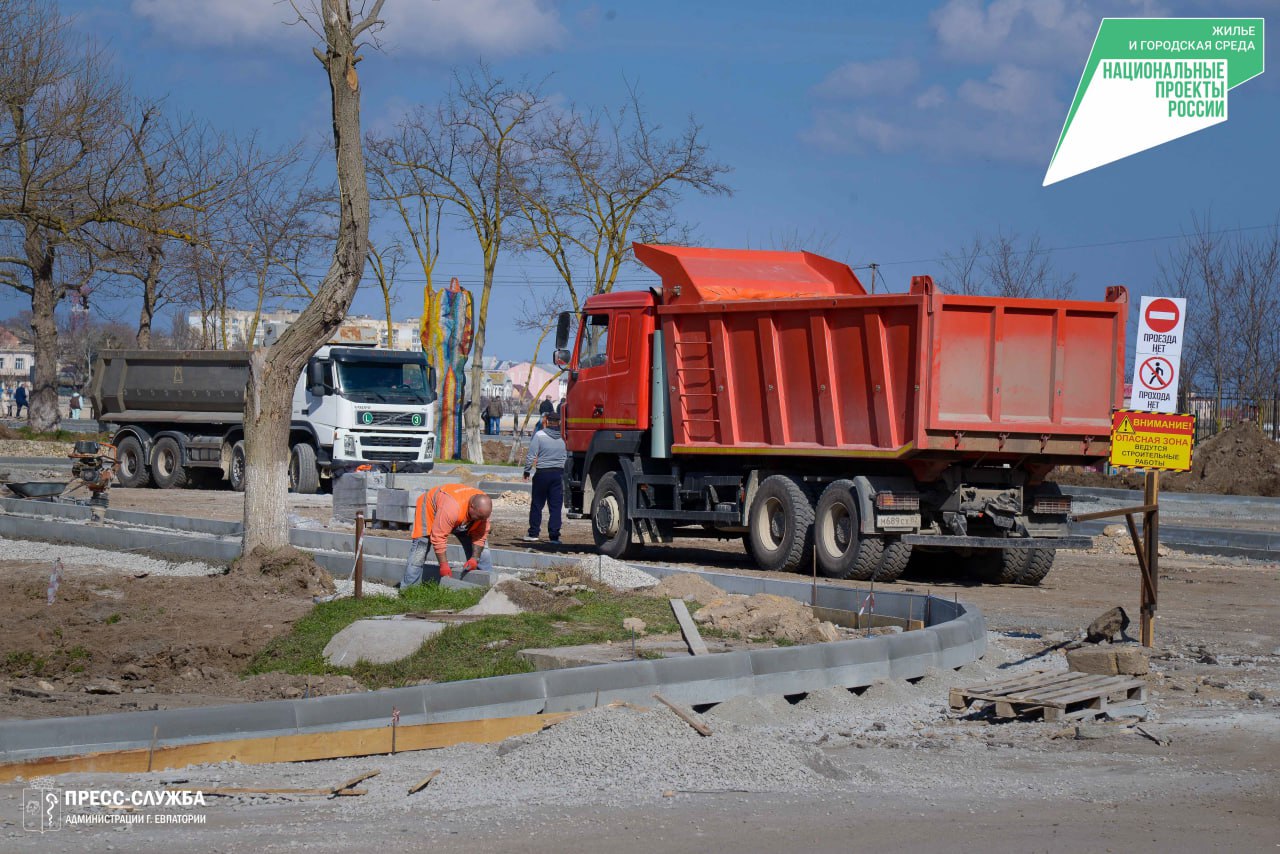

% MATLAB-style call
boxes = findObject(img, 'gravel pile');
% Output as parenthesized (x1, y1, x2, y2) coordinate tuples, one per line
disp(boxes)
(0, 537, 220, 577)
(574, 554, 658, 589)
(331, 578, 397, 598)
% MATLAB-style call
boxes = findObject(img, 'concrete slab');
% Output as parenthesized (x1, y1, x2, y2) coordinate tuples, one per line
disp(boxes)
(518, 637, 741, 672)
(322, 617, 447, 666)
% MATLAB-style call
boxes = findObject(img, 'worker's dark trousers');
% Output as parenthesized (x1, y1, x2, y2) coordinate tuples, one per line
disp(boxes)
(528, 468, 563, 540)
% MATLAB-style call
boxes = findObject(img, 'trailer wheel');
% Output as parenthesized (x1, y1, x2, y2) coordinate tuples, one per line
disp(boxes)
(150, 436, 189, 489)
(973, 548, 1027, 584)
(289, 443, 320, 495)
(115, 436, 150, 489)
(229, 441, 247, 492)
(875, 540, 913, 583)
(813, 480, 882, 579)
(747, 474, 815, 573)
(591, 471, 642, 559)
(1015, 548, 1056, 585)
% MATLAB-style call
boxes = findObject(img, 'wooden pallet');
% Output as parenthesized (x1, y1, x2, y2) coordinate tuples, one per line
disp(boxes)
(949, 670, 1147, 723)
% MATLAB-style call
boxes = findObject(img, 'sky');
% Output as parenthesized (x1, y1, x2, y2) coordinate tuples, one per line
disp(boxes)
(9, 0, 1279, 361)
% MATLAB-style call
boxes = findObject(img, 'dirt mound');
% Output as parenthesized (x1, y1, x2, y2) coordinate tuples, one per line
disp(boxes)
(1165, 421, 1280, 496)
(228, 546, 335, 596)
(693, 594, 839, 645)
(494, 578, 580, 613)
(0, 425, 19, 439)
(1052, 421, 1280, 496)
(644, 573, 726, 605)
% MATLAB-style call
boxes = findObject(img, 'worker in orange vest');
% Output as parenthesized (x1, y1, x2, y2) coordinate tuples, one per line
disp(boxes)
(401, 483, 494, 587)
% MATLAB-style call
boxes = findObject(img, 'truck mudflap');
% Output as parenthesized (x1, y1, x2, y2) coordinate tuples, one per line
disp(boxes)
(902, 534, 1093, 550)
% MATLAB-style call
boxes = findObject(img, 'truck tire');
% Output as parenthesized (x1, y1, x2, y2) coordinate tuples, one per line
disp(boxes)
(591, 471, 642, 559)
(973, 548, 1027, 584)
(813, 479, 883, 580)
(229, 441, 247, 492)
(1016, 548, 1056, 585)
(150, 436, 189, 490)
(289, 443, 320, 495)
(748, 474, 815, 573)
(115, 436, 150, 488)
(875, 540, 913, 583)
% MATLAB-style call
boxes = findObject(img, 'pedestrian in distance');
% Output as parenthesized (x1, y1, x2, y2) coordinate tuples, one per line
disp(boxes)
(556, 396, 565, 416)
(13, 383, 28, 418)
(485, 398, 503, 435)
(523, 411, 566, 544)
(69, 390, 83, 420)
(538, 395, 554, 417)
(2, 384, 11, 417)
(401, 484, 494, 587)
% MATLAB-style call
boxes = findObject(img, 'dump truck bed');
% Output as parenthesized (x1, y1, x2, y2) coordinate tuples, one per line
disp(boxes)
(91, 350, 251, 424)
(635, 245, 1127, 462)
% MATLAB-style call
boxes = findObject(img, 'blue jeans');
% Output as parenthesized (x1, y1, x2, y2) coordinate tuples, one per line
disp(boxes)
(528, 468, 563, 540)
(400, 528, 494, 587)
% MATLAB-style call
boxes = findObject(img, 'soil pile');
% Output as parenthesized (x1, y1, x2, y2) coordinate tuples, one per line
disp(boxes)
(1052, 421, 1280, 496)
(644, 573, 726, 605)
(693, 593, 840, 644)
(1165, 421, 1280, 496)
(228, 546, 335, 596)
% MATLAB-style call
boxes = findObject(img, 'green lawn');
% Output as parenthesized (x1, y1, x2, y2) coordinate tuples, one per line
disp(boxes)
(246, 583, 682, 689)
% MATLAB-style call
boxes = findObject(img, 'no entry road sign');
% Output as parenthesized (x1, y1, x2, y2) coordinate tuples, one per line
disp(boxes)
(1133, 295, 1187, 413)
(1144, 298, 1181, 334)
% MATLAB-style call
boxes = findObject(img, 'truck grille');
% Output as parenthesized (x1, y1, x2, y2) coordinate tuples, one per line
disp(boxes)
(360, 436, 422, 448)
(360, 411, 426, 427)
(362, 451, 418, 462)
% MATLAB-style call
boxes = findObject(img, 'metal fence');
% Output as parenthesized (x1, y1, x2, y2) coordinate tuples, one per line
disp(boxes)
(1180, 391, 1280, 444)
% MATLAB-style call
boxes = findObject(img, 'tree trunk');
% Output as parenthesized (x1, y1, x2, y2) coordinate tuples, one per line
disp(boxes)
(25, 230, 60, 432)
(466, 266, 493, 464)
(136, 244, 161, 348)
(240, 0, 373, 554)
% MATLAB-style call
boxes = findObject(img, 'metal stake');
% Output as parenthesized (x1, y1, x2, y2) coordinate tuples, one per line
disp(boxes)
(354, 511, 365, 600)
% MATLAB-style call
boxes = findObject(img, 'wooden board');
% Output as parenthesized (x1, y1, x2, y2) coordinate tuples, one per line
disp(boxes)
(0, 712, 575, 783)
(950, 671, 1148, 723)
(669, 599, 710, 656)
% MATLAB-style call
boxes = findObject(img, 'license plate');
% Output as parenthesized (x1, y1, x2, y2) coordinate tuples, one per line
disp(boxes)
(877, 513, 919, 529)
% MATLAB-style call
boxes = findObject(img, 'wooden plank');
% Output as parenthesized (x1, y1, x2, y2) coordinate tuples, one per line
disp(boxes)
(1010, 674, 1124, 705)
(174, 786, 339, 797)
(408, 769, 442, 795)
(670, 599, 710, 656)
(0, 712, 576, 783)
(1034, 680, 1146, 709)
(653, 693, 712, 737)
(812, 607, 910, 631)
(331, 769, 380, 796)
(958, 670, 1062, 695)
(962, 671, 1088, 699)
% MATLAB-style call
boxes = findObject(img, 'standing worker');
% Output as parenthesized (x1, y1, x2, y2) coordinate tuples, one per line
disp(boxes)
(523, 411, 566, 544)
(401, 484, 494, 587)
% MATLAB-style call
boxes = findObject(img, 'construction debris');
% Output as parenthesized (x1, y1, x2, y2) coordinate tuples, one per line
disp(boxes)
(1086, 606, 1131, 643)
(652, 693, 713, 737)
(408, 769, 442, 795)
(693, 593, 840, 644)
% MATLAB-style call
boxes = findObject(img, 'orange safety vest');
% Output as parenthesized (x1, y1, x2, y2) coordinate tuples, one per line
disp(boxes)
(412, 484, 486, 540)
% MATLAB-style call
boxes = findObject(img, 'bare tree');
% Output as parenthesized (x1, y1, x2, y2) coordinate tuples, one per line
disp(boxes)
(240, 0, 381, 554)
(0, 1, 136, 430)
(367, 240, 403, 344)
(373, 65, 547, 463)
(939, 232, 1077, 299)
(516, 91, 731, 313)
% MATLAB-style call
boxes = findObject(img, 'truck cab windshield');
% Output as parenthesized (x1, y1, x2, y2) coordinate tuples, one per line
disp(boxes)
(337, 360, 432, 404)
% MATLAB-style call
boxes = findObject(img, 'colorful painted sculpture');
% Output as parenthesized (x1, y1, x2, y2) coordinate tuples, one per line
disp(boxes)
(421, 277, 474, 461)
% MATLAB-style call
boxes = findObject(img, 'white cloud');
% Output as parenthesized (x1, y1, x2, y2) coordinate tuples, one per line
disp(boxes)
(957, 64, 1048, 113)
(131, 0, 564, 56)
(914, 85, 948, 109)
(813, 57, 920, 99)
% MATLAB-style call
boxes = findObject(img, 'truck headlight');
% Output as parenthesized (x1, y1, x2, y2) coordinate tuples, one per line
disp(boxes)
(343, 435, 357, 456)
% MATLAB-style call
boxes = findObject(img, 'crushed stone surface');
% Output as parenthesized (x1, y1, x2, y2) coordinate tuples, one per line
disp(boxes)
(0, 536, 219, 577)
(574, 555, 658, 590)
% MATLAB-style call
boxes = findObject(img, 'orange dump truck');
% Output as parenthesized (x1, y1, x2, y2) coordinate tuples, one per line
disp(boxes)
(554, 244, 1127, 584)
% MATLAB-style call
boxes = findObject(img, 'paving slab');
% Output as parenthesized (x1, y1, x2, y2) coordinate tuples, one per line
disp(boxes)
(322, 616, 447, 666)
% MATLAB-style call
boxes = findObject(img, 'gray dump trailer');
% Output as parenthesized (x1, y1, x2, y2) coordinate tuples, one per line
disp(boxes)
(91, 347, 437, 493)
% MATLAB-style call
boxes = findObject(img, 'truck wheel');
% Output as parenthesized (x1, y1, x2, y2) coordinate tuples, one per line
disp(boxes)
(748, 474, 815, 573)
(591, 472, 642, 559)
(150, 436, 189, 489)
(1016, 548, 1056, 585)
(875, 541, 913, 582)
(813, 480, 882, 579)
(973, 548, 1028, 584)
(289, 443, 320, 495)
(115, 436, 150, 488)
(229, 441, 247, 492)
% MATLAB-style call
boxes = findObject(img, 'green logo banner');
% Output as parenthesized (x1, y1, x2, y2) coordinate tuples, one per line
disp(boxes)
(1045, 18, 1264, 186)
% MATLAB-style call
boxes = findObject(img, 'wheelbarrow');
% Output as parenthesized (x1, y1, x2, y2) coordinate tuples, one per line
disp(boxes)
(4, 481, 70, 501)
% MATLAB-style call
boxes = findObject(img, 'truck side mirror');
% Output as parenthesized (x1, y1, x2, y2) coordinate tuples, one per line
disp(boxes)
(307, 360, 326, 397)
(554, 312, 571, 350)
(553, 348, 570, 370)
(427, 366, 438, 402)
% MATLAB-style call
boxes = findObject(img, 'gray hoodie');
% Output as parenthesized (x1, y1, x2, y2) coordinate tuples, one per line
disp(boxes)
(524, 426, 566, 475)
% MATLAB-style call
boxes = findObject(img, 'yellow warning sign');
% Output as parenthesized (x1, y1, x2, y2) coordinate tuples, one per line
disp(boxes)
(1108, 410, 1194, 472)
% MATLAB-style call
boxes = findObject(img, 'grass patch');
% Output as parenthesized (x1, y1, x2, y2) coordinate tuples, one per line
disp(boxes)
(248, 584, 683, 689)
